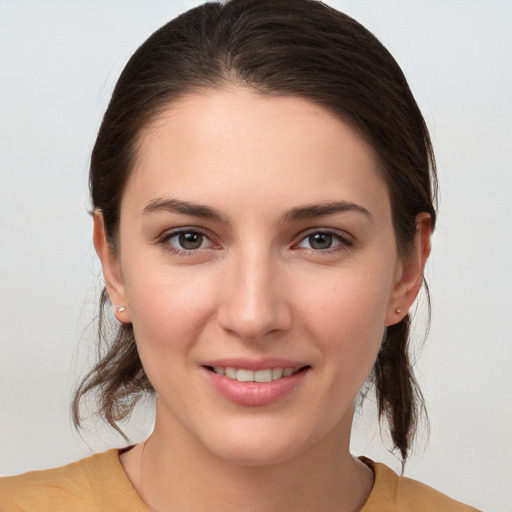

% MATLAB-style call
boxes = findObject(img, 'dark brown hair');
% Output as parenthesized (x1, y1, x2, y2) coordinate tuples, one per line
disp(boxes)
(73, 0, 437, 464)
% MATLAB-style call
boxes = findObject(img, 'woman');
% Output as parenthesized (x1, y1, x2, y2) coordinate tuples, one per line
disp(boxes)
(0, 1, 482, 510)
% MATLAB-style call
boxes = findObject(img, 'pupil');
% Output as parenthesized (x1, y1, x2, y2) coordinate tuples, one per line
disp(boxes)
(310, 233, 332, 249)
(179, 232, 202, 249)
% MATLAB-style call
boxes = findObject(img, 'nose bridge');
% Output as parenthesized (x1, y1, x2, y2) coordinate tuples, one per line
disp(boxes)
(219, 243, 291, 339)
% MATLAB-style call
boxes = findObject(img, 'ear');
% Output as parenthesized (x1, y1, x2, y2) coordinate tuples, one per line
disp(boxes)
(385, 213, 432, 326)
(93, 210, 131, 323)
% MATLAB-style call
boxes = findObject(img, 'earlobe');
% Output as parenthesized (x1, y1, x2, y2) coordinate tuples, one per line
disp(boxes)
(93, 210, 131, 323)
(385, 213, 432, 326)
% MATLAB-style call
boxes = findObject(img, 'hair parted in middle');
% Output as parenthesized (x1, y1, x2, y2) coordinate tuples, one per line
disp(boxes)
(73, 0, 437, 465)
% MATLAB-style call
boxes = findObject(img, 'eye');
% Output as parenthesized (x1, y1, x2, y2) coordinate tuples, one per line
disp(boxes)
(160, 229, 214, 252)
(296, 230, 352, 251)
(175, 232, 206, 250)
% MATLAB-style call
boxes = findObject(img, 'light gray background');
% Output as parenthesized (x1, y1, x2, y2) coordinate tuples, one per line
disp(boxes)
(1, 1, 511, 510)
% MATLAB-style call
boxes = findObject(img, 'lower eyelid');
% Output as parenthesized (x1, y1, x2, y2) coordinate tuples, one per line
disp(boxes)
(294, 231, 353, 249)
(158, 229, 352, 254)
(158, 228, 223, 254)
(160, 230, 202, 244)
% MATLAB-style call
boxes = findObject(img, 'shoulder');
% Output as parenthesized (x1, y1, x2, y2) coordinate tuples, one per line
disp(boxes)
(360, 457, 482, 512)
(395, 474, 481, 511)
(0, 451, 101, 511)
(0, 449, 143, 512)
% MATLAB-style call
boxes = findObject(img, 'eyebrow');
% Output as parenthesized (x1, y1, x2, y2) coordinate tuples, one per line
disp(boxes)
(281, 201, 373, 222)
(143, 198, 226, 222)
(143, 197, 372, 223)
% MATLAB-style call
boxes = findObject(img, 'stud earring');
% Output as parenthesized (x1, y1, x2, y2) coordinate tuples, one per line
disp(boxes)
(395, 308, 401, 314)
(117, 305, 126, 313)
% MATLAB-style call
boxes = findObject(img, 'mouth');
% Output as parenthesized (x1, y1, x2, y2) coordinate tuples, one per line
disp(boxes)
(202, 362, 311, 405)
(204, 365, 310, 383)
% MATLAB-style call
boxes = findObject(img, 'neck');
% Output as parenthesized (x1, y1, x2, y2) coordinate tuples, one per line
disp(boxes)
(121, 405, 373, 512)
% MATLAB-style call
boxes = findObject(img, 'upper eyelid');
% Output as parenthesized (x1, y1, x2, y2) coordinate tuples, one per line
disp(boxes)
(157, 227, 217, 248)
(291, 229, 354, 253)
(157, 226, 353, 247)
(159, 226, 212, 240)
(158, 228, 219, 255)
(295, 227, 353, 242)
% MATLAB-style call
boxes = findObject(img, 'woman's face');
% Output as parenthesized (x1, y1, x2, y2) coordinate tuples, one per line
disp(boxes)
(99, 86, 419, 465)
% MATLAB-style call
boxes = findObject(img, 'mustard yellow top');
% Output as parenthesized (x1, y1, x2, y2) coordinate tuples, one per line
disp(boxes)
(0, 450, 480, 511)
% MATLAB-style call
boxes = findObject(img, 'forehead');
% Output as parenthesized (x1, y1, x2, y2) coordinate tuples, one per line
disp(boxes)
(125, 86, 389, 217)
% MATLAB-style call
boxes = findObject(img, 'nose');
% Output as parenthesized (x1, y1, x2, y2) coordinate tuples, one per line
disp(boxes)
(217, 249, 292, 341)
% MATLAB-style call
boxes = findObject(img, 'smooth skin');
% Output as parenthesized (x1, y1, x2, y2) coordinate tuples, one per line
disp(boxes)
(94, 86, 431, 512)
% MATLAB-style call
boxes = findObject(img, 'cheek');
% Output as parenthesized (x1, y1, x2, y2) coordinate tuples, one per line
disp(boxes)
(123, 265, 218, 361)
(301, 265, 392, 330)
(298, 266, 391, 373)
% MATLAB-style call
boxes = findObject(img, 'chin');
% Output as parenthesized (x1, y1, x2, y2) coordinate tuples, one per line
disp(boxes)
(199, 419, 326, 468)
(212, 441, 302, 467)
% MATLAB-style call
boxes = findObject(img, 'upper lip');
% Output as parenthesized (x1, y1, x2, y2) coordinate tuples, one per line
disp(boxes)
(201, 358, 309, 371)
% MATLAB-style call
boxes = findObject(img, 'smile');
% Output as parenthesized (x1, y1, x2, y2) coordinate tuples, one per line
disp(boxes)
(209, 367, 301, 382)
(203, 364, 310, 405)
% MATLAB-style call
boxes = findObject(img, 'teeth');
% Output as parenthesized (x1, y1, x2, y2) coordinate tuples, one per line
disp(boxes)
(225, 367, 237, 379)
(212, 366, 299, 382)
(236, 369, 254, 382)
(272, 368, 283, 380)
(255, 369, 272, 382)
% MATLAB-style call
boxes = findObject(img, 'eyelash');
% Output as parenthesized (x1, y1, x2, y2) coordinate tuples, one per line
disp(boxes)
(158, 228, 217, 256)
(293, 229, 353, 253)
(157, 228, 353, 256)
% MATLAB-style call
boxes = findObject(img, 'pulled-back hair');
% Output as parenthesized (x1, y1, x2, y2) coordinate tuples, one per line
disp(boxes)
(73, 0, 437, 464)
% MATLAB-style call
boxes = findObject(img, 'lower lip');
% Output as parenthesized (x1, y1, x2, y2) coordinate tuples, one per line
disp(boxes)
(202, 367, 309, 406)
